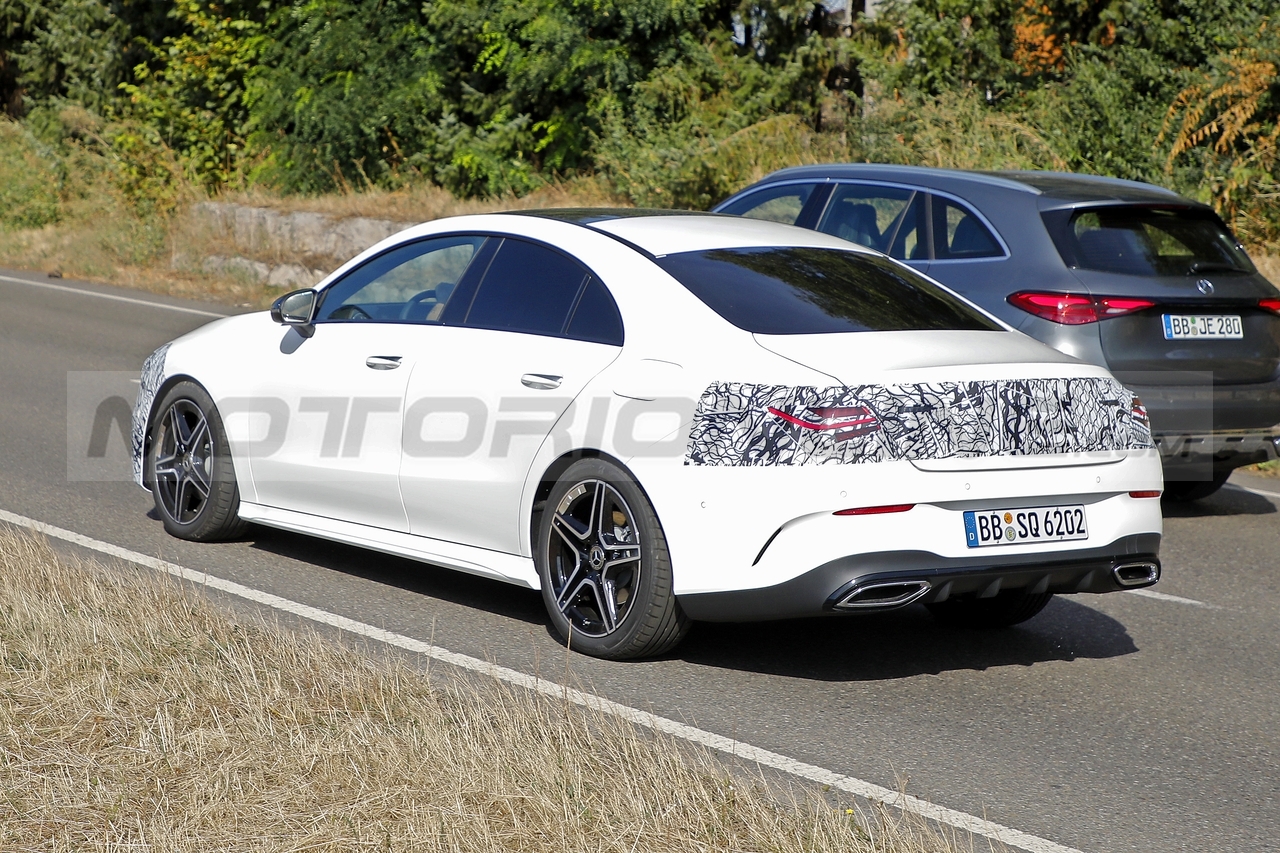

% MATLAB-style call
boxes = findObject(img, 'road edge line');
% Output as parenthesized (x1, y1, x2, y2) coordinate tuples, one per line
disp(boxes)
(0, 273, 230, 318)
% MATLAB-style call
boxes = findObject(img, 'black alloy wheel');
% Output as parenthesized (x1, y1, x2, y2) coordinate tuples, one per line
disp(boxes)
(147, 381, 246, 541)
(537, 459, 688, 659)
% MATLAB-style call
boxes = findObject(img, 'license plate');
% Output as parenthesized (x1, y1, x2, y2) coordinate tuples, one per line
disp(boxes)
(964, 505, 1088, 548)
(1162, 314, 1243, 339)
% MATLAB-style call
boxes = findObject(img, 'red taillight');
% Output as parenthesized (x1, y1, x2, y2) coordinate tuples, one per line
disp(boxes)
(767, 405, 880, 442)
(1131, 396, 1149, 429)
(1008, 292, 1155, 324)
(834, 504, 916, 516)
(1260, 298, 1280, 316)
(1128, 490, 1162, 498)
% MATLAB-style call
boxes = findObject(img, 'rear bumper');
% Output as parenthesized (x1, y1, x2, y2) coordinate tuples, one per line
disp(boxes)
(677, 533, 1160, 622)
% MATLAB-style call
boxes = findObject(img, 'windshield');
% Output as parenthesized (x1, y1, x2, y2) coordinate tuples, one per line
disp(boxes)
(1044, 206, 1256, 277)
(654, 247, 1001, 335)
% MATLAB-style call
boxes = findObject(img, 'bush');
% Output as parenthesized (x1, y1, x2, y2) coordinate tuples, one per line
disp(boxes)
(0, 121, 61, 230)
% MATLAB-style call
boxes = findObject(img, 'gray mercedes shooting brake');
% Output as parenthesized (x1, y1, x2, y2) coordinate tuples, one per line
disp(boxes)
(715, 165, 1280, 500)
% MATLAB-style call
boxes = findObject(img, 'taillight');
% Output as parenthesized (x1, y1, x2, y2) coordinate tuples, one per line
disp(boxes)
(1131, 396, 1149, 430)
(1260, 298, 1280, 315)
(1008, 292, 1156, 324)
(834, 504, 915, 516)
(767, 405, 880, 442)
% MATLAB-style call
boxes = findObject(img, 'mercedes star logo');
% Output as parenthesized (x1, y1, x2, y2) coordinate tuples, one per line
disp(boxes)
(1196, 278, 1215, 295)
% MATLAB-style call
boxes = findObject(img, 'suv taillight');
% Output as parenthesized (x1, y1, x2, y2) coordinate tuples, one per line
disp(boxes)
(1260, 298, 1280, 316)
(1008, 292, 1156, 325)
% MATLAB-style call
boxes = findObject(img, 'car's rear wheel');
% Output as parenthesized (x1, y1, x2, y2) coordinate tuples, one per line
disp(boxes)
(1162, 470, 1231, 502)
(926, 590, 1053, 629)
(146, 381, 246, 541)
(536, 459, 689, 659)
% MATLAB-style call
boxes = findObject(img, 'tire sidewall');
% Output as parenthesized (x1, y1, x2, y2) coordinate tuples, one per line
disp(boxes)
(536, 458, 677, 659)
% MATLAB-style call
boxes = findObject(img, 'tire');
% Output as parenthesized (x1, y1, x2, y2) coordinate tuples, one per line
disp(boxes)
(145, 381, 247, 541)
(535, 458, 689, 660)
(926, 590, 1053, 629)
(1162, 470, 1231, 502)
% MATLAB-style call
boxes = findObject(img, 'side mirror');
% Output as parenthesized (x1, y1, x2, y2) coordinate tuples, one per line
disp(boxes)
(270, 289, 318, 338)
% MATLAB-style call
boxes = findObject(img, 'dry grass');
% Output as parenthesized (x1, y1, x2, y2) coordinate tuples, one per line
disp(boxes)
(1254, 253, 1280, 286)
(0, 528, 970, 852)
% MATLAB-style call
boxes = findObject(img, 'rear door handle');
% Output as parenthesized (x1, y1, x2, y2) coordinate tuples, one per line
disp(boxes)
(521, 373, 562, 390)
(366, 355, 403, 370)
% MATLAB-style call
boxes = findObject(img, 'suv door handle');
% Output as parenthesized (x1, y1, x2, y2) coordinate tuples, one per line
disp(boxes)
(521, 373, 562, 390)
(366, 356, 403, 370)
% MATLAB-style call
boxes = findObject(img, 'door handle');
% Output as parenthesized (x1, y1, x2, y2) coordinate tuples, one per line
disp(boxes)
(365, 355, 403, 370)
(521, 373, 562, 390)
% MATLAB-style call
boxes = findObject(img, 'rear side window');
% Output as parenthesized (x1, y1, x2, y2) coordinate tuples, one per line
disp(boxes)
(931, 197, 1002, 260)
(655, 247, 1000, 335)
(718, 184, 816, 225)
(1044, 206, 1256, 276)
(817, 185, 916, 257)
(463, 239, 590, 336)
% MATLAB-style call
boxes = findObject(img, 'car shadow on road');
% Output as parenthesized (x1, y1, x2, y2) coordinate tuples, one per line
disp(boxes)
(243, 525, 548, 627)
(1161, 484, 1276, 518)
(673, 595, 1137, 682)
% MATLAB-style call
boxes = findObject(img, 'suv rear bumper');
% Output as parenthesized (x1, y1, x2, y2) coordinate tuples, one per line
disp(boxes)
(1125, 377, 1280, 433)
(677, 533, 1161, 622)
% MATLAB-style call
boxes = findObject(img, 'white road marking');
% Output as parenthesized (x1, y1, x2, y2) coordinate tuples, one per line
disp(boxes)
(1125, 588, 1217, 608)
(0, 508, 1085, 853)
(0, 273, 230, 319)
(1227, 482, 1280, 500)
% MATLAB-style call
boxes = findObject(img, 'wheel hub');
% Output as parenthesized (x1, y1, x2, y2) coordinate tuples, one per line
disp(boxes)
(588, 544, 606, 570)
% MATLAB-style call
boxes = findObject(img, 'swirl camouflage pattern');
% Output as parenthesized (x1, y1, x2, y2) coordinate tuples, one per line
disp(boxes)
(685, 378, 1152, 466)
(131, 342, 171, 485)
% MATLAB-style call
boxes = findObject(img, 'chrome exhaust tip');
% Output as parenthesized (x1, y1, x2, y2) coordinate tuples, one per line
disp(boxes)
(833, 579, 932, 611)
(1112, 560, 1160, 588)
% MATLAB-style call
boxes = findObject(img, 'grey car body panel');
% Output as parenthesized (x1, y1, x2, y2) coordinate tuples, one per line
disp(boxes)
(715, 166, 1280, 469)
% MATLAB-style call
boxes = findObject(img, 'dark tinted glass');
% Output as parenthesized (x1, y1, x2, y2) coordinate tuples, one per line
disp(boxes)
(1044, 206, 1256, 276)
(566, 278, 624, 345)
(464, 239, 590, 336)
(656, 247, 1000, 335)
(932, 197, 1002, 259)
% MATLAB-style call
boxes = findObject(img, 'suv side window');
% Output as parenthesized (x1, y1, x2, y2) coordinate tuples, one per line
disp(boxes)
(931, 197, 1003, 260)
(817, 184, 918, 257)
(462, 238, 602, 339)
(718, 183, 818, 225)
(316, 235, 486, 323)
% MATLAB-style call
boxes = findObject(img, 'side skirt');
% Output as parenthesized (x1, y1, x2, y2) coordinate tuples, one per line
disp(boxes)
(237, 502, 540, 589)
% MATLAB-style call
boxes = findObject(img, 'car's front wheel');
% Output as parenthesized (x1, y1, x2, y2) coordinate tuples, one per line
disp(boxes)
(146, 381, 246, 541)
(926, 590, 1053, 629)
(536, 459, 689, 659)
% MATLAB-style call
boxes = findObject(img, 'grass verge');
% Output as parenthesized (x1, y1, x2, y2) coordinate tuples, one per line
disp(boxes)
(0, 528, 968, 852)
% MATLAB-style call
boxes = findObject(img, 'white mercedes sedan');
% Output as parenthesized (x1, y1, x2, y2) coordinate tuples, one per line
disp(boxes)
(132, 211, 1164, 659)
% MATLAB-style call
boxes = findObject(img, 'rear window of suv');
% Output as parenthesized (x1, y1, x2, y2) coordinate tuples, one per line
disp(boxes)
(1043, 206, 1256, 277)
(654, 247, 1001, 334)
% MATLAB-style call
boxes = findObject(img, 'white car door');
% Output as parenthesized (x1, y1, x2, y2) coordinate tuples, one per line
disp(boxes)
(399, 236, 623, 556)
(246, 235, 486, 531)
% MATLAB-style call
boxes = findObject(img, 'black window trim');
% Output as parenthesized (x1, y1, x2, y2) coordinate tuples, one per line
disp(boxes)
(811, 179, 1011, 263)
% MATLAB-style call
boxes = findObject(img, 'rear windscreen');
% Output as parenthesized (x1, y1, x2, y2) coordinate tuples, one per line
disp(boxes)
(654, 247, 1001, 335)
(1043, 206, 1256, 277)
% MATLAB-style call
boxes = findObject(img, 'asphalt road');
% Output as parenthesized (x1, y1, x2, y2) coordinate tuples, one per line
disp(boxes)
(2, 269, 1277, 852)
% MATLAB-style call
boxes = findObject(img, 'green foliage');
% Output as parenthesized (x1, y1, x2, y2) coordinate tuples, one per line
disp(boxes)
(0, 119, 59, 228)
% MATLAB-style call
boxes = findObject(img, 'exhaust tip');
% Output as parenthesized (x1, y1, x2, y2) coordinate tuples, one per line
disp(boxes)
(834, 580, 931, 611)
(1112, 560, 1160, 588)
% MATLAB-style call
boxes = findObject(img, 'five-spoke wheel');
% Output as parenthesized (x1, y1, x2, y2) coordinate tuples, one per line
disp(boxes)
(146, 382, 245, 541)
(537, 459, 688, 659)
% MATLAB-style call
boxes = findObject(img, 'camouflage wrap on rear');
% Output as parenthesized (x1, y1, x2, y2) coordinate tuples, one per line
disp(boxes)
(685, 377, 1152, 466)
